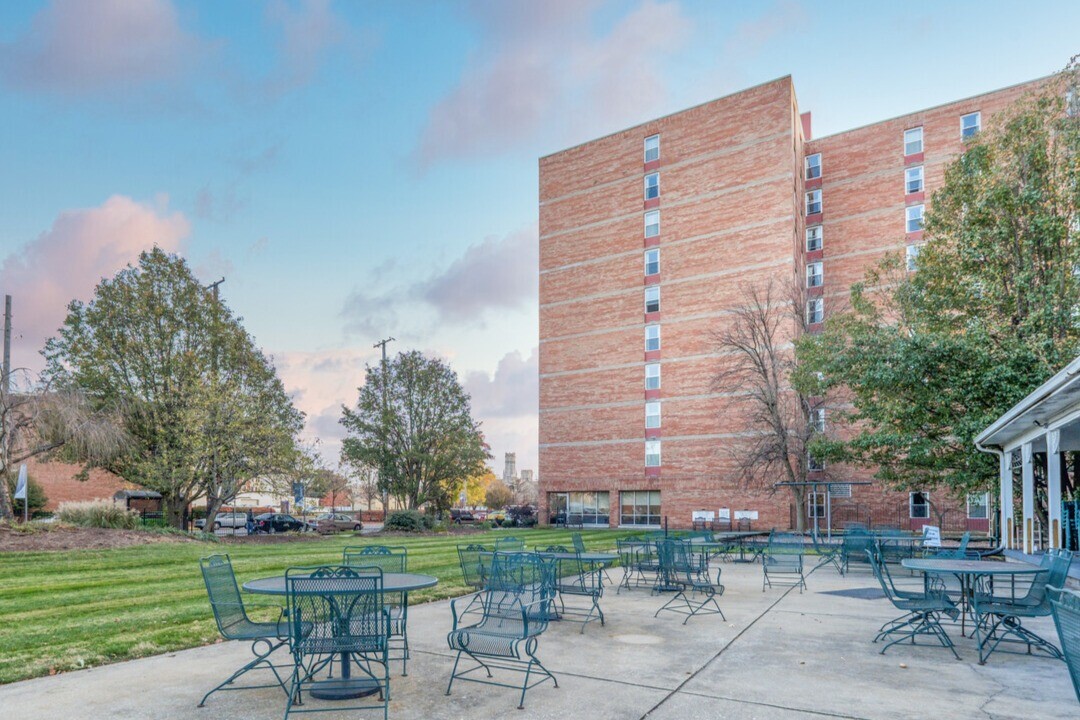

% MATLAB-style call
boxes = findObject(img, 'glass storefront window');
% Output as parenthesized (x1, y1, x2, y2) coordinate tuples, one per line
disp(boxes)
(548, 491, 610, 526)
(620, 490, 661, 526)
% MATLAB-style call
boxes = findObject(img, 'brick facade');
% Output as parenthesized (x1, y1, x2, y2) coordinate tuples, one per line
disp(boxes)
(26, 459, 134, 511)
(538, 74, 1044, 531)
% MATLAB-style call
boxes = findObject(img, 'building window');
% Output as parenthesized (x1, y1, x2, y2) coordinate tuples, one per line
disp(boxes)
(644, 134, 660, 163)
(645, 401, 661, 428)
(805, 189, 822, 215)
(806, 225, 823, 252)
(644, 248, 660, 276)
(808, 452, 824, 472)
(904, 127, 923, 155)
(906, 244, 920, 272)
(644, 172, 660, 200)
(805, 153, 822, 180)
(644, 210, 660, 238)
(807, 492, 826, 519)
(905, 165, 924, 194)
(806, 261, 823, 288)
(645, 286, 660, 314)
(910, 491, 930, 519)
(549, 491, 610, 526)
(645, 362, 660, 390)
(811, 408, 825, 433)
(961, 112, 981, 138)
(906, 204, 924, 233)
(967, 492, 989, 519)
(645, 440, 661, 467)
(620, 490, 661, 526)
(645, 325, 660, 352)
(806, 297, 824, 324)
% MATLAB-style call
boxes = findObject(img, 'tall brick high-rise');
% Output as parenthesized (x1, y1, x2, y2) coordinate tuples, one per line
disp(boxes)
(538, 74, 1044, 531)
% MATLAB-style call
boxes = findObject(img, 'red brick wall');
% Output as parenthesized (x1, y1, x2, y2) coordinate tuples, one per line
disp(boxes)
(26, 459, 135, 511)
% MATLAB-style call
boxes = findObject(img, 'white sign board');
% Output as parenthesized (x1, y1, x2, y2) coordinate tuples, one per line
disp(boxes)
(692, 510, 715, 522)
(734, 510, 759, 521)
(921, 525, 942, 548)
(718, 508, 731, 520)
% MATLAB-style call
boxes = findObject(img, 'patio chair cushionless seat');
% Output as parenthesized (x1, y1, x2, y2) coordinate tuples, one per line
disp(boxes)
(538, 545, 605, 632)
(867, 549, 961, 660)
(762, 532, 807, 592)
(653, 539, 725, 624)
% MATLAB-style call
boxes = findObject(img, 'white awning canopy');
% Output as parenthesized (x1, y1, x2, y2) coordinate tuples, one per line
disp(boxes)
(974, 354, 1080, 452)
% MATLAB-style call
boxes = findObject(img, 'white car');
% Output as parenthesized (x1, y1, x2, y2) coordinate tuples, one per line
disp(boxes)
(195, 511, 249, 530)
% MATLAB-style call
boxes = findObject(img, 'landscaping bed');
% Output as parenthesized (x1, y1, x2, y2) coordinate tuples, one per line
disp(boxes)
(0, 523, 199, 552)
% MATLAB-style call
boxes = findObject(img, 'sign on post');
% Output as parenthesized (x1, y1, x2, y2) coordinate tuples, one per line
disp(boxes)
(922, 525, 942, 548)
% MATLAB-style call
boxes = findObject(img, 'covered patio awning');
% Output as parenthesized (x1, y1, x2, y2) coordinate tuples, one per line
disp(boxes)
(974, 354, 1080, 552)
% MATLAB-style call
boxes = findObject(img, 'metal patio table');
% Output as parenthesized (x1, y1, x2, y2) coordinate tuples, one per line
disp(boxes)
(698, 532, 767, 563)
(901, 558, 1043, 661)
(243, 572, 437, 699)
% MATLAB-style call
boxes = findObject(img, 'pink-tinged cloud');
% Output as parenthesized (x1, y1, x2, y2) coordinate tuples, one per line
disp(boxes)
(0, 0, 203, 96)
(1, 195, 189, 369)
(415, 0, 690, 167)
(463, 347, 539, 475)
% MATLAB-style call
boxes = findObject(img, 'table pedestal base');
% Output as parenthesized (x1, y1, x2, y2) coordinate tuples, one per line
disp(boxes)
(309, 678, 381, 700)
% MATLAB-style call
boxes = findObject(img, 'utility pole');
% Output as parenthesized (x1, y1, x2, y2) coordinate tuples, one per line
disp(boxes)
(373, 337, 394, 518)
(3, 295, 11, 397)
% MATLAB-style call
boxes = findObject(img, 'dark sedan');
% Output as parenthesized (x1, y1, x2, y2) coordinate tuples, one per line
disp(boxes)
(253, 513, 306, 533)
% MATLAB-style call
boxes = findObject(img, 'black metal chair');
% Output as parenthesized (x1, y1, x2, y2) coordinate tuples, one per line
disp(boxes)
(285, 566, 391, 720)
(197, 554, 290, 708)
(446, 552, 557, 709)
(654, 539, 725, 624)
(867, 549, 961, 660)
(343, 546, 410, 676)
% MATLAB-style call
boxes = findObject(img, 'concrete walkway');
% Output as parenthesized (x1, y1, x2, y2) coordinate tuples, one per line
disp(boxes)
(1, 560, 1074, 719)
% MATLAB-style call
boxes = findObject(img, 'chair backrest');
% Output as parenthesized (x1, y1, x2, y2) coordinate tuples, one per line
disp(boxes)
(571, 533, 586, 553)
(343, 545, 407, 573)
(457, 543, 490, 589)
(495, 536, 525, 551)
(487, 552, 554, 618)
(1050, 587, 1080, 703)
(286, 566, 386, 655)
(865, 549, 907, 605)
(200, 554, 249, 639)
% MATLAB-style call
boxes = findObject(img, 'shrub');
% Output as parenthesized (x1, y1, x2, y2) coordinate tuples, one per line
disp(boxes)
(383, 509, 430, 532)
(57, 500, 140, 529)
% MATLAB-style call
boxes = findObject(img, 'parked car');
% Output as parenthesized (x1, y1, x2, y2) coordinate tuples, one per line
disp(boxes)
(308, 513, 362, 533)
(450, 509, 476, 524)
(195, 511, 248, 530)
(487, 509, 507, 525)
(253, 513, 306, 533)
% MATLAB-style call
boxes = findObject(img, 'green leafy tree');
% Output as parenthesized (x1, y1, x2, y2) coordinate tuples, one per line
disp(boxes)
(340, 350, 489, 511)
(44, 249, 305, 528)
(796, 62, 1080, 499)
(484, 478, 513, 511)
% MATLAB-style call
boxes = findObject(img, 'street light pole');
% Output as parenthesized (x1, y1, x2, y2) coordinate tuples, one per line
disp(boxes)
(373, 337, 394, 518)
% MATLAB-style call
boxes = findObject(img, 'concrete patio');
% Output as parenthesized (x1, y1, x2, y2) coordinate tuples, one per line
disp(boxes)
(1, 559, 1075, 719)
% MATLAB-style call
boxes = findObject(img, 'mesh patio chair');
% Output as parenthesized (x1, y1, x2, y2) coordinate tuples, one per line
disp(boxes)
(446, 552, 558, 709)
(809, 532, 843, 574)
(616, 536, 648, 593)
(197, 554, 291, 708)
(571, 533, 586, 553)
(840, 529, 874, 574)
(923, 531, 971, 560)
(538, 545, 605, 632)
(971, 549, 1072, 664)
(343, 546, 410, 676)
(495, 536, 526, 552)
(654, 539, 725, 624)
(867, 549, 961, 660)
(1050, 587, 1080, 703)
(284, 566, 391, 720)
(762, 532, 807, 592)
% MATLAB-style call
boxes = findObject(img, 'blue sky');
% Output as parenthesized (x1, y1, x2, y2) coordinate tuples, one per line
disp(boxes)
(1, 0, 1077, 473)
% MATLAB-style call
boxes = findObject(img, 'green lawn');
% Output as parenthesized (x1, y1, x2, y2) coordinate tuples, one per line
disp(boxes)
(0, 528, 628, 685)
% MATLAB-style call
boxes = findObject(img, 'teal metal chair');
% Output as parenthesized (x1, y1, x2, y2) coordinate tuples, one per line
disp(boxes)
(343, 546, 410, 676)
(538, 545, 605, 632)
(1050, 587, 1080, 703)
(285, 566, 391, 720)
(197, 554, 290, 708)
(762, 532, 806, 592)
(446, 552, 557, 709)
(840, 529, 874, 574)
(571, 533, 586, 553)
(810, 532, 843, 573)
(495, 536, 526, 552)
(654, 539, 725, 623)
(867, 549, 961, 660)
(617, 536, 658, 593)
(924, 531, 971, 560)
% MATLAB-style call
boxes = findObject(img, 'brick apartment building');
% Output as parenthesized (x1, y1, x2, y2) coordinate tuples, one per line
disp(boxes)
(538, 74, 1043, 532)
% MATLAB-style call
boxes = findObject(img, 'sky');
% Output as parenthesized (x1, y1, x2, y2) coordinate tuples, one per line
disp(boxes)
(1, 0, 1078, 476)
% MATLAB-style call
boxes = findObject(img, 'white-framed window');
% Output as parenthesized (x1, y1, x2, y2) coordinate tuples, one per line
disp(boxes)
(645, 401, 661, 428)
(906, 204, 924, 233)
(807, 492, 826, 518)
(644, 134, 660, 163)
(805, 189, 822, 215)
(645, 325, 660, 352)
(645, 362, 660, 390)
(806, 225, 823, 252)
(645, 440, 661, 467)
(811, 407, 825, 432)
(906, 244, 921, 272)
(904, 127, 923, 155)
(645, 286, 660, 314)
(644, 210, 660, 238)
(806, 297, 824, 324)
(966, 492, 989, 519)
(909, 491, 930, 519)
(905, 165, 924, 194)
(961, 112, 981, 138)
(806, 261, 823, 288)
(805, 153, 822, 180)
(808, 452, 824, 472)
(644, 248, 660, 276)
(644, 172, 660, 200)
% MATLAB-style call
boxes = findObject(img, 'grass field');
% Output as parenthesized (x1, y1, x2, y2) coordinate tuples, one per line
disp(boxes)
(0, 528, 627, 685)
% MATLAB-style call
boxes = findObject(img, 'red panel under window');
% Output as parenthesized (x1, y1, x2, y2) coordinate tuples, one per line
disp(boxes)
(805, 177, 822, 191)
(645, 389, 661, 400)
(904, 152, 924, 165)
(645, 428, 661, 440)
(807, 285, 823, 297)
(905, 191, 925, 204)
(807, 322, 823, 334)
(644, 274, 661, 286)
(644, 198, 660, 210)
(805, 249, 824, 262)
(643, 159, 660, 173)
(805, 212, 823, 224)
(645, 466, 661, 477)
(966, 518, 990, 532)
(644, 236, 660, 249)
(907, 229, 924, 241)
(644, 311, 661, 323)
(644, 350, 661, 362)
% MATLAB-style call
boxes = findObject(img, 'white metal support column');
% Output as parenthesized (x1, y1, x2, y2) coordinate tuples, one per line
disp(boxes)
(1047, 429, 1063, 549)
(1021, 442, 1035, 555)
(1000, 451, 1013, 549)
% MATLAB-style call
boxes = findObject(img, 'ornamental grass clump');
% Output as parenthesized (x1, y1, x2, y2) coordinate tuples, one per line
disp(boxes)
(57, 500, 140, 529)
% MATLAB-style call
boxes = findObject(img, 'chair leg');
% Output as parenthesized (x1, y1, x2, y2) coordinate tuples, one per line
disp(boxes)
(198, 639, 288, 708)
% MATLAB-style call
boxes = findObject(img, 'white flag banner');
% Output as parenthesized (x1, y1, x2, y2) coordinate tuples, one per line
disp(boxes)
(14, 464, 28, 500)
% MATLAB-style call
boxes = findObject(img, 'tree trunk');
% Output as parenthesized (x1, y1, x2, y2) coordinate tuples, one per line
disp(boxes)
(792, 486, 807, 533)
(204, 497, 223, 532)
(165, 499, 188, 530)
(0, 471, 14, 522)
